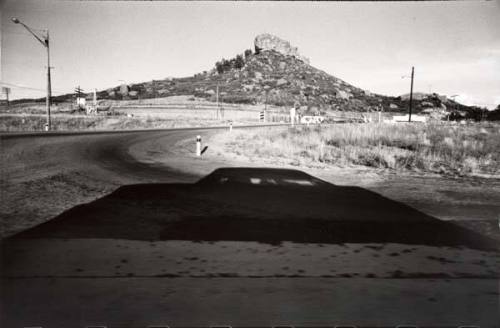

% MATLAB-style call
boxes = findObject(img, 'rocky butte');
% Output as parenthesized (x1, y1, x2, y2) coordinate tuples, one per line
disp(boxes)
(46, 34, 485, 120)
(254, 33, 310, 65)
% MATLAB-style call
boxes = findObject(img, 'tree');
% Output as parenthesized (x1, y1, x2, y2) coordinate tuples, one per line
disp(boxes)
(234, 54, 245, 69)
(215, 60, 224, 74)
(222, 59, 231, 71)
(244, 49, 252, 59)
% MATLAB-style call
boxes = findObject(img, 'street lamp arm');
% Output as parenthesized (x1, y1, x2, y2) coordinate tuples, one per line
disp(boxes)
(12, 17, 51, 131)
(17, 21, 47, 47)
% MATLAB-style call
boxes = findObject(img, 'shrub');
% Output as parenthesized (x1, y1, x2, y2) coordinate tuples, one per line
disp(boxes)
(234, 55, 245, 69)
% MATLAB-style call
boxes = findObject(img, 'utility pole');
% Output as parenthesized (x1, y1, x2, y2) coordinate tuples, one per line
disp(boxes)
(216, 83, 219, 120)
(93, 88, 97, 112)
(265, 90, 268, 112)
(46, 30, 51, 130)
(2, 87, 10, 110)
(12, 18, 52, 130)
(408, 66, 414, 123)
(75, 86, 83, 99)
(75, 86, 82, 99)
(264, 86, 270, 122)
(450, 95, 458, 122)
(75, 86, 84, 110)
(264, 90, 269, 122)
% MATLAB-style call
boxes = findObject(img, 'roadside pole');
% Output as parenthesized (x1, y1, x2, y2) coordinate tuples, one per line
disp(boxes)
(11, 18, 52, 130)
(216, 83, 219, 120)
(408, 66, 414, 123)
(75, 86, 84, 112)
(2, 87, 10, 111)
(196, 135, 201, 156)
(93, 88, 97, 113)
(264, 90, 268, 122)
(46, 30, 51, 131)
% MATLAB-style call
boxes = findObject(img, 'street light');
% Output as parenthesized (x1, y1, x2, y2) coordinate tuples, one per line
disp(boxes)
(12, 17, 52, 131)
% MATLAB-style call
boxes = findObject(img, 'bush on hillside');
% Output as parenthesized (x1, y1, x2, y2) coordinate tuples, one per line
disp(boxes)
(244, 49, 252, 59)
(221, 94, 255, 104)
(235, 55, 245, 69)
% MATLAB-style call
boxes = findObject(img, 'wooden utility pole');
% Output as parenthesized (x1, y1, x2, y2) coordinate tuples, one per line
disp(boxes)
(2, 87, 10, 110)
(74, 86, 84, 111)
(46, 30, 51, 130)
(93, 88, 97, 111)
(216, 83, 219, 119)
(265, 90, 269, 111)
(264, 90, 268, 122)
(75, 86, 83, 99)
(408, 66, 414, 122)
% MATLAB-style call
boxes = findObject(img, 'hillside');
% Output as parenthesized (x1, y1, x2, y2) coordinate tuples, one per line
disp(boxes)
(46, 33, 488, 120)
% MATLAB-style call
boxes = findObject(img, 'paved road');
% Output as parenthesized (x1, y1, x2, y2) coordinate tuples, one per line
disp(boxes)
(1, 127, 499, 328)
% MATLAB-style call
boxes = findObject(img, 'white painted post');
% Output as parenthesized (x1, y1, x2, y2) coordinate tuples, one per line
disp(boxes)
(196, 135, 201, 156)
(229, 121, 233, 132)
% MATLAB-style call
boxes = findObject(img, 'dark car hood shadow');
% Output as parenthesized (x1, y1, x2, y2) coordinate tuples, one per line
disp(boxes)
(9, 167, 499, 250)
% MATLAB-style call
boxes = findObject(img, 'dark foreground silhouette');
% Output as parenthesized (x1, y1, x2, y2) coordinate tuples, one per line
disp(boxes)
(11, 167, 498, 250)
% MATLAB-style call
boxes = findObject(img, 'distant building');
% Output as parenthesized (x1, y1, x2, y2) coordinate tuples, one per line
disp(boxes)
(76, 97, 86, 109)
(392, 114, 427, 123)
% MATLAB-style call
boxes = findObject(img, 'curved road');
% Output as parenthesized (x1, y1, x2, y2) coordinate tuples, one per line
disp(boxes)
(1, 127, 499, 328)
(1, 126, 247, 237)
(3, 127, 225, 182)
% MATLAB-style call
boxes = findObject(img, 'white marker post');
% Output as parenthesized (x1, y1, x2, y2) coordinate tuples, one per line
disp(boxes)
(196, 135, 201, 156)
(229, 121, 233, 132)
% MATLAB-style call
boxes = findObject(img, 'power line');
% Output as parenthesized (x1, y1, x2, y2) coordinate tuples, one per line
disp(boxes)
(0, 82, 46, 92)
(3, 31, 39, 37)
(0, 81, 65, 94)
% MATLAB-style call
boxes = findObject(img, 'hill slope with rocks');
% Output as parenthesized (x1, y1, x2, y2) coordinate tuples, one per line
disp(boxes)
(47, 33, 487, 120)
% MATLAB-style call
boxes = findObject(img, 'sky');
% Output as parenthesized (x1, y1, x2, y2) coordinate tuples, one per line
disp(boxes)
(1, 0, 499, 109)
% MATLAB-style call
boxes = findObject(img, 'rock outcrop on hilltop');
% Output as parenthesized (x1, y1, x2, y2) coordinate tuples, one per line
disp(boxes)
(254, 33, 310, 64)
(231, 49, 374, 111)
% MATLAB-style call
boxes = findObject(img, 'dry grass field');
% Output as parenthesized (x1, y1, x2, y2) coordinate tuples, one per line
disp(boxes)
(0, 114, 246, 132)
(0, 96, 266, 132)
(215, 122, 500, 176)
